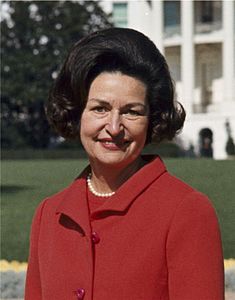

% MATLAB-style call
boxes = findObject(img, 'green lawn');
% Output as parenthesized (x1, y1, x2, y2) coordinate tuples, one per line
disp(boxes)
(1, 158, 234, 261)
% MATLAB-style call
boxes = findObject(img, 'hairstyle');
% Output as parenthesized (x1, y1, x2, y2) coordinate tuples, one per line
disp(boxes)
(46, 28, 185, 144)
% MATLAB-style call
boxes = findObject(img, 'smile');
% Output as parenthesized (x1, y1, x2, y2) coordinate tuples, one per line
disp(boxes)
(98, 139, 130, 150)
(104, 141, 116, 145)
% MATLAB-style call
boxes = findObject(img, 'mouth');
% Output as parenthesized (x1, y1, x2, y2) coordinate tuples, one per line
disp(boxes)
(97, 139, 131, 150)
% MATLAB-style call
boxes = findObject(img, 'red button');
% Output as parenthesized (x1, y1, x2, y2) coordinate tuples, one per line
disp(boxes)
(91, 231, 100, 244)
(76, 288, 85, 299)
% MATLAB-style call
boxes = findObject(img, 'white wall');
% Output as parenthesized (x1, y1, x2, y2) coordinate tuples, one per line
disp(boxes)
(100, 0, 235, 159)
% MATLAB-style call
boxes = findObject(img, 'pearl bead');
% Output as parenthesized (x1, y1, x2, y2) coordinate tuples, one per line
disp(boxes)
(87, 174, 115, 197)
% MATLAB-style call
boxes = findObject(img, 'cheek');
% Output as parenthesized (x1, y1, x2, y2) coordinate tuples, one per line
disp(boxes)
(131, 120, 149, 141)
(80, 113, 103, 139)
(80, 114, 92, 142)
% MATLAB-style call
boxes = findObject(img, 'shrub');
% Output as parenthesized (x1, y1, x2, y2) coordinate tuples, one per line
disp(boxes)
(226, 137, 235, 156)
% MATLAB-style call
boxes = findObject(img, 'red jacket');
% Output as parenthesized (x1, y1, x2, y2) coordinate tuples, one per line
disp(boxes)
(25, 156, 224, 300)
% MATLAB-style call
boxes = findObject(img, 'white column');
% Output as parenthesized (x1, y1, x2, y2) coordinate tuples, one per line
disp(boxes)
(222, 0, 235, 104)
(128, 1, 151, 38)
(151, 0, 164, 54)
(181, 0, 194, 115)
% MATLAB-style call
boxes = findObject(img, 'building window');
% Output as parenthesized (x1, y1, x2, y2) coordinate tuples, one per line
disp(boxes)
(113, 2, 128, 28)
(201, 1, 214, 23)
(194, 1, 222, 33)
(164, 0, 181, 37)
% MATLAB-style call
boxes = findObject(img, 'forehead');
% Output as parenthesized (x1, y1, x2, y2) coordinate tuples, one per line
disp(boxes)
(87, 72, 147, 106)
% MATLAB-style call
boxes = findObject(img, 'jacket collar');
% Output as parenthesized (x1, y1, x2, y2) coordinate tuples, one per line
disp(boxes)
(90, 155, 166, 218)
(55, 166, 91, 234)
(55, 156, 166, 226)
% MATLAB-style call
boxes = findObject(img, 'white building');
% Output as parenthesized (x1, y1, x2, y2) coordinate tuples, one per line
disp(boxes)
(101, 0, 235, 159)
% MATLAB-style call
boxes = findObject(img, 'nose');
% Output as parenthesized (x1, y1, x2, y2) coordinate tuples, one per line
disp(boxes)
(105, 111, 124, 136)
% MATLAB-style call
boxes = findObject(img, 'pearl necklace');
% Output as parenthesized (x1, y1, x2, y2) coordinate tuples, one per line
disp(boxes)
(87, 173, 115, 197)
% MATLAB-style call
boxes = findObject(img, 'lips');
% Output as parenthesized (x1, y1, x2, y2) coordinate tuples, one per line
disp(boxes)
(97, 138, 130, 150)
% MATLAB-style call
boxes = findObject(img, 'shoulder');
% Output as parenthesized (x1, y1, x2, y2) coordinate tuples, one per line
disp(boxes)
(158, 171, 194, 194)
(142, 155, 197, 197)
(32, 177, 82, 220)
(141, 155, 215, 214)
(164, 172, 215, 211)
(30, 185, 69, 226)
(41, 184, 71, 208)
(147, 162, 218, 222)
(161, 173, 220, 238)
(151, 168, 208, 205)
(34, 164, 90, 215)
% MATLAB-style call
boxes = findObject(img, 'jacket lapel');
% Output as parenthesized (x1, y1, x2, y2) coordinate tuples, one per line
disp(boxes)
(55, 156, 167, 224)
(55, 167, 91, 235)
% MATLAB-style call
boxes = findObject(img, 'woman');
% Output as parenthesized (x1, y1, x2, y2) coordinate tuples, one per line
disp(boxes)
(25, 28, 224, 300)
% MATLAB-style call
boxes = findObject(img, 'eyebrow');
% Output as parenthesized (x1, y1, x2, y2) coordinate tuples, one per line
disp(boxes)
(88, 98, 147, 109)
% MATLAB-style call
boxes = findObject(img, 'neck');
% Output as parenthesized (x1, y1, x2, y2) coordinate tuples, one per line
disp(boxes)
(89, 156, 145, 194)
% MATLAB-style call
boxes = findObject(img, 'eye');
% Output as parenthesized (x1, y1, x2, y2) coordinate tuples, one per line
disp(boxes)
(127, 109, 141, 116)
(92, 106, 108, 113)
(123, 109, 142, 117)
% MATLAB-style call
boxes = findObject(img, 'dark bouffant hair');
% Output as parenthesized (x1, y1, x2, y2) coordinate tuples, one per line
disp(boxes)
(46, 28, 185, 144)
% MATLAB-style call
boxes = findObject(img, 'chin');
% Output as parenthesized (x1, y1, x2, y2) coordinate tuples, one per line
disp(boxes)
(93, 152, 141, 169)
(98, 158, 129, 168)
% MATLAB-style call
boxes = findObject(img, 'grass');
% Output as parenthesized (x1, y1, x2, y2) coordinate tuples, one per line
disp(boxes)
(1, 158, 235, 261)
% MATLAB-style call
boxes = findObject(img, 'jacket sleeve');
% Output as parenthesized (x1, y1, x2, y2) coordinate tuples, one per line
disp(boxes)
(25, 199, 47, 300)
(166, 191, 224, 300)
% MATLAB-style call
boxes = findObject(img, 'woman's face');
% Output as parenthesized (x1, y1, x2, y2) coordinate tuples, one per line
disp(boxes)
(80, 72, 149, 169)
